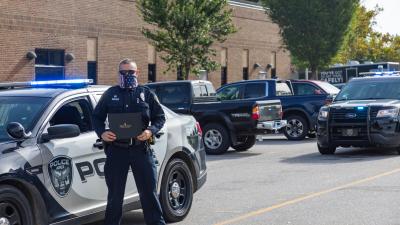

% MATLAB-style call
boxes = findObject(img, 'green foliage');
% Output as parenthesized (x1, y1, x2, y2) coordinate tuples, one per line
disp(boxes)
(260, 0, 358, 79)
(137, 0, 237, 80)
(333, 5, 400, 64)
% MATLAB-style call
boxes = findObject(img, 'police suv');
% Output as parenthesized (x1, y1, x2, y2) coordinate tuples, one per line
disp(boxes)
(317, 73, 400, 154)
(0, 80, 206, 225)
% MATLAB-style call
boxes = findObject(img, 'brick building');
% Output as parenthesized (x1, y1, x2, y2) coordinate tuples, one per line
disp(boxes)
(0, 0, 294, 87)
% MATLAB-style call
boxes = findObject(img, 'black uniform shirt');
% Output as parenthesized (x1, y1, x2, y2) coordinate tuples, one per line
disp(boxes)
(92, 85, 165, 139)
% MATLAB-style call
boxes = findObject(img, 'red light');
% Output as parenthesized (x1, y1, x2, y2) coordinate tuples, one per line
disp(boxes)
(196, 122, 202, 136)
(252, 105, 260, 120)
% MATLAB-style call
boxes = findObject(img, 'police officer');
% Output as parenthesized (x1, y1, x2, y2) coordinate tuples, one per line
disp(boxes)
(93, 59, 166, 225)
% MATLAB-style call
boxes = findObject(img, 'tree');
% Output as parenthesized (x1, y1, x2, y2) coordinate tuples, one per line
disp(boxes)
(260, 0, 358, 79)
(137, 0, 237, 80)
(333, 5, 400, 64)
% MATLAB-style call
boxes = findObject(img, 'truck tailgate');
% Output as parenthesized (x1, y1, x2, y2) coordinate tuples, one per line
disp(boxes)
(256, 100, 282, 121)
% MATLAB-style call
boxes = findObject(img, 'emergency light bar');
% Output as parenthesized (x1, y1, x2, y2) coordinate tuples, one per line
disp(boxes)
(0, 79, 93, 89)
(359, 71, 400, 77)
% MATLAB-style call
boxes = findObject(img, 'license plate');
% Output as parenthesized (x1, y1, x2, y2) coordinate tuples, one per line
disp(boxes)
(342, 129, 358, 136)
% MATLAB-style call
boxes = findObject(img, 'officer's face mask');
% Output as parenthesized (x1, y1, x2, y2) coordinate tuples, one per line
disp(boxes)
(119, 70, 138, 89)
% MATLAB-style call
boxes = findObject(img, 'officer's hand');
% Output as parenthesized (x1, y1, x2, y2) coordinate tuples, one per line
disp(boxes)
(137, 129, 152, 141)
(101, 131, 117, 142)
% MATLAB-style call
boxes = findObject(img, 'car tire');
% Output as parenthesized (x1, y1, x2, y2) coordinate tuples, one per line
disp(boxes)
(232, 135, 256, 152)
(283, 115, 309, 141)
(0, 185, 34, 225)
(318, 143, 336, 155)
(203, 123, 230, 155)
(160, 158, 194, 223)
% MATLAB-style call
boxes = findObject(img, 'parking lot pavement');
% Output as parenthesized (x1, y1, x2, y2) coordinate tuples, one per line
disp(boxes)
(87, 136, 400, 225)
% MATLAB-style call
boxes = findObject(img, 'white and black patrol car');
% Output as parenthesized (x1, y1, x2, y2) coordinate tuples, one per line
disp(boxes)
(317, 73, 400, 154)
(0, 79, 207, 225)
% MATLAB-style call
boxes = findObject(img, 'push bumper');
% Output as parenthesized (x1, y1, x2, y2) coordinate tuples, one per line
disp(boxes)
(318, 118, 400, 148)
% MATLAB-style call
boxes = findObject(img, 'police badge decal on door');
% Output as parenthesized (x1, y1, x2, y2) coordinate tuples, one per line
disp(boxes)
(48, 156, 73, 197)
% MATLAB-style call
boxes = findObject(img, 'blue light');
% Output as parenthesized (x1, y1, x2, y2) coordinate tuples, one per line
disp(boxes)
(30, 79, 93, 86)
(357, 106, 365, 110)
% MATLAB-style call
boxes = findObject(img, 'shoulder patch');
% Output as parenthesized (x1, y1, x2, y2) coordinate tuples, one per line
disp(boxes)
(140, 92, 145, 102)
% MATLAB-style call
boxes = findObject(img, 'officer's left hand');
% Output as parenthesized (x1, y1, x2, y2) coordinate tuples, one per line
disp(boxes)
(137, 129, 152, 141)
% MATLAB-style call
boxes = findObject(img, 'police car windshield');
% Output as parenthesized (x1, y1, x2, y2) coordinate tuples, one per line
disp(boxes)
(335, 79, 400, 101)
(0, 97, 50, 142)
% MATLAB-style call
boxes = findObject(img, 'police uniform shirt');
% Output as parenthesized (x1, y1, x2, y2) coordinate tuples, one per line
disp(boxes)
(93, 85, 165, 139)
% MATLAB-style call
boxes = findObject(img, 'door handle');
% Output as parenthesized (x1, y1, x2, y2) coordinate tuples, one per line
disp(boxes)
(93, 139, 104, 150)
(155, 131, 165, 139)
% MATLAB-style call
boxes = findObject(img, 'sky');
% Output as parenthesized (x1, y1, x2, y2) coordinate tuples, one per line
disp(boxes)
(363, 0, 400, 35)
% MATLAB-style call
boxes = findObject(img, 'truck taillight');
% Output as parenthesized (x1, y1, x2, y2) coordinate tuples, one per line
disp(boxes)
(196, 122, 202, 136)
(252, 105, 260, 120)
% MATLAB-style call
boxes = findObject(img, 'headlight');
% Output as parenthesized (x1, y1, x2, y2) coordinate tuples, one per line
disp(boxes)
(376, 108, 399, 118)
(318, 107, 329, 120)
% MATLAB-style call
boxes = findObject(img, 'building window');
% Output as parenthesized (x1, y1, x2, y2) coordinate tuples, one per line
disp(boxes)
(148, 44, 157, 82)
(221, 48, 228, 85)
(271, 51, 277, 79)
(35, 49, 65, 81)
(242, 49, 249, 80)
(87, 38, 98, 84)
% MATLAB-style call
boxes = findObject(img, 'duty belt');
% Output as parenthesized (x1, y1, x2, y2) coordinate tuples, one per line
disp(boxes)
(112, 138, 143, 148)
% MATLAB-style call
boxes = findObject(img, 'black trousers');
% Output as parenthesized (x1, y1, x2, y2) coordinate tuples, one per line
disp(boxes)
(103, 143, 166, 225)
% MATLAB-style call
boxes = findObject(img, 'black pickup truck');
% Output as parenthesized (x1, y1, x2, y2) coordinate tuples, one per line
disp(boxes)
(217, 79, 339, 140)
(317, 75, 400, 154)
(146, 80, 286, 154)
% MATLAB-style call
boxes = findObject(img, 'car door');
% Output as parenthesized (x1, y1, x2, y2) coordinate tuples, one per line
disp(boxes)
(151, 107, 169, 175)
(38, 95, 112, 220)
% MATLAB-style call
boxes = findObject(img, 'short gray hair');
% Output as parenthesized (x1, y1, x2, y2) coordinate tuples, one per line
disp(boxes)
(119, 58, 137, 69)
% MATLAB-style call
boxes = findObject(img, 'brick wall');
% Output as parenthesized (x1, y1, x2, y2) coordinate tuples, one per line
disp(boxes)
(0, 0, 294, 87)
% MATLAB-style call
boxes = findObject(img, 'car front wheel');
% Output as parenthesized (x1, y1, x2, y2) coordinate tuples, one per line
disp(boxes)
(160, 158, 194, 223)
(0, 185, 34, 225)
(318, 143, 336, 155)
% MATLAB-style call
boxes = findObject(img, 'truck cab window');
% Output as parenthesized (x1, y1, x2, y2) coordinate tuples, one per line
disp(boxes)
(158, 84, 190, 104)
(217, 85, 242, 100)
(293, 83, 322, 95)
(244, 83, 266, 99)
(276, 83, 292, 96)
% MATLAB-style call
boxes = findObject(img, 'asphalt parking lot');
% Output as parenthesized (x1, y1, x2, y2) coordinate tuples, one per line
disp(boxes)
(88, 135, 400, 225)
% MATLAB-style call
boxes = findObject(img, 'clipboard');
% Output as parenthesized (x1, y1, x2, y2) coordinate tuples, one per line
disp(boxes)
(108, 113, 143, 140)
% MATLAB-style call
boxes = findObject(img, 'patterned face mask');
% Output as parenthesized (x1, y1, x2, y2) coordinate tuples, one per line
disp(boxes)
(119, 70, 138, 89)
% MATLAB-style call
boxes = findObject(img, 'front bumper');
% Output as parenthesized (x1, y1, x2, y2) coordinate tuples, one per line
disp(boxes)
(257, 120, 287, 132)
(318, 118, 400, 148)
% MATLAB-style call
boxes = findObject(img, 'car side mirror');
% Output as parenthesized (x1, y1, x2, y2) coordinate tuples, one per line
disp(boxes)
(7, 122, 32, 140)
(314, 89, 323, 95)
(325, 95, 335, 105)
(41, 124, 80, 142)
